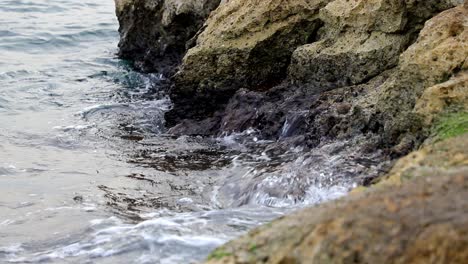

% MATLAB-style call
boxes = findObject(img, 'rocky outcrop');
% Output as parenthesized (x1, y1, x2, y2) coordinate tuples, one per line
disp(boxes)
(166, 0, 330, 124)
(199, 4, 468, 261)
(166, 0, 465, 125)
(369, 3, 468, 153)
(114, 1, 468, 262)
(289, 0, 410, 88)
(114, 0, 221, 73)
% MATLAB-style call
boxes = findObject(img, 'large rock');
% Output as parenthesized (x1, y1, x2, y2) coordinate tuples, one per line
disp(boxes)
(114, 0, 221, 73)
(166, 0, 330, 124)
(281, 3, 467, 155)
(202, 5, 468, 261)
(166, 0, 464, 127)
(288, 0, 464, 88)
(370, 4, 468, 151)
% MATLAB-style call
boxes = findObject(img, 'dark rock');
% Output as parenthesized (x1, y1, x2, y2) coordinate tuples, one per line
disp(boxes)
(114, 0, 221, 74)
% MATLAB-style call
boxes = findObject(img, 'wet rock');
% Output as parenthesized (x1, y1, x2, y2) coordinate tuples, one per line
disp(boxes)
(114, 0, 221, 73)
(166, 0, 329, 124)
(73, 195, 84, 203)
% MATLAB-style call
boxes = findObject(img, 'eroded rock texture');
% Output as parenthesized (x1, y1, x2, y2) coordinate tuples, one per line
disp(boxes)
(167, 0, 330, 124)
(115, 0, 220, 73)
(166, 0, 466, 144)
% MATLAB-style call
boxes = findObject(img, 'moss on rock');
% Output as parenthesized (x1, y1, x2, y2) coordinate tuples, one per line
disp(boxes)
(433, 112, 468, 141)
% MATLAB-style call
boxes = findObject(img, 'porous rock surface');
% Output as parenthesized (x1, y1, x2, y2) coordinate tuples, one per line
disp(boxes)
(168, 2, 467, 157)
(167, 0, 331, 123)
(167, 0, 465, 125)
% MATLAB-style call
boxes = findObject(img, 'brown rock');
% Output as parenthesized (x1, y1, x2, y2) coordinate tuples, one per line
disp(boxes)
(288, 0, 465, 88)
(369, 4, 467, 148)
(289, 32, 408, 88)
(167, 0, 330, 123)
(377, 134, 468, 187)
(415, 72, 468, 123)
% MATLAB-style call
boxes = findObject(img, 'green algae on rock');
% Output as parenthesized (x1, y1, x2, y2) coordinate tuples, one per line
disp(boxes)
(432, 112, 468, 141)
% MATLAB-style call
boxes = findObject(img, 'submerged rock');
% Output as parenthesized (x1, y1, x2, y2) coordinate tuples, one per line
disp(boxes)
(114, 0, 221, 73)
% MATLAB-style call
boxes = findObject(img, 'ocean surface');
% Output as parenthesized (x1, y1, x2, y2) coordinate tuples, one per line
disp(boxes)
(0, 1, 364, 263)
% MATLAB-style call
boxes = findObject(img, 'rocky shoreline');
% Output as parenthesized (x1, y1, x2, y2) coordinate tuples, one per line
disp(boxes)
(114, 0, 467, 263)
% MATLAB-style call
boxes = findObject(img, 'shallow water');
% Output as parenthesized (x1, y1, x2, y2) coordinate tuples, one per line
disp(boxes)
(0, 1, 382, 263)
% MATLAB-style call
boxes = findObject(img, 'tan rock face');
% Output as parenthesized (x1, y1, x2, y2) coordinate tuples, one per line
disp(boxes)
(165, 0, 465, 126)
(288, 0, 466, 88)
(167, 0, 330, 122)
(289, 32, 408, 88)
(398, 4, 467, 84)
(366, 4, 467, 152)
(415, 73, 468, 123)
(320, 0, 407, 34)
(377, 135, 468, 187)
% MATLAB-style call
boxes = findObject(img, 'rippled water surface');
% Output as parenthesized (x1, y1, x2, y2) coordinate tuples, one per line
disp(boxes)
(0, 1, 375, 263)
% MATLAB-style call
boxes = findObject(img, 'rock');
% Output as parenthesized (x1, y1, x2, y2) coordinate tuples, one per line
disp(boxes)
(165, 0, 464, 128)
(289, 32, 408, 88)
(415, 72, 468, 124)
(205, 153, 468, 263)
(370, 4, 468, 150)
(114, 0, 221, 73)
(377, 134, 468, 187)
(166, 0, 330, 124)
(288, 0, 465, 88)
